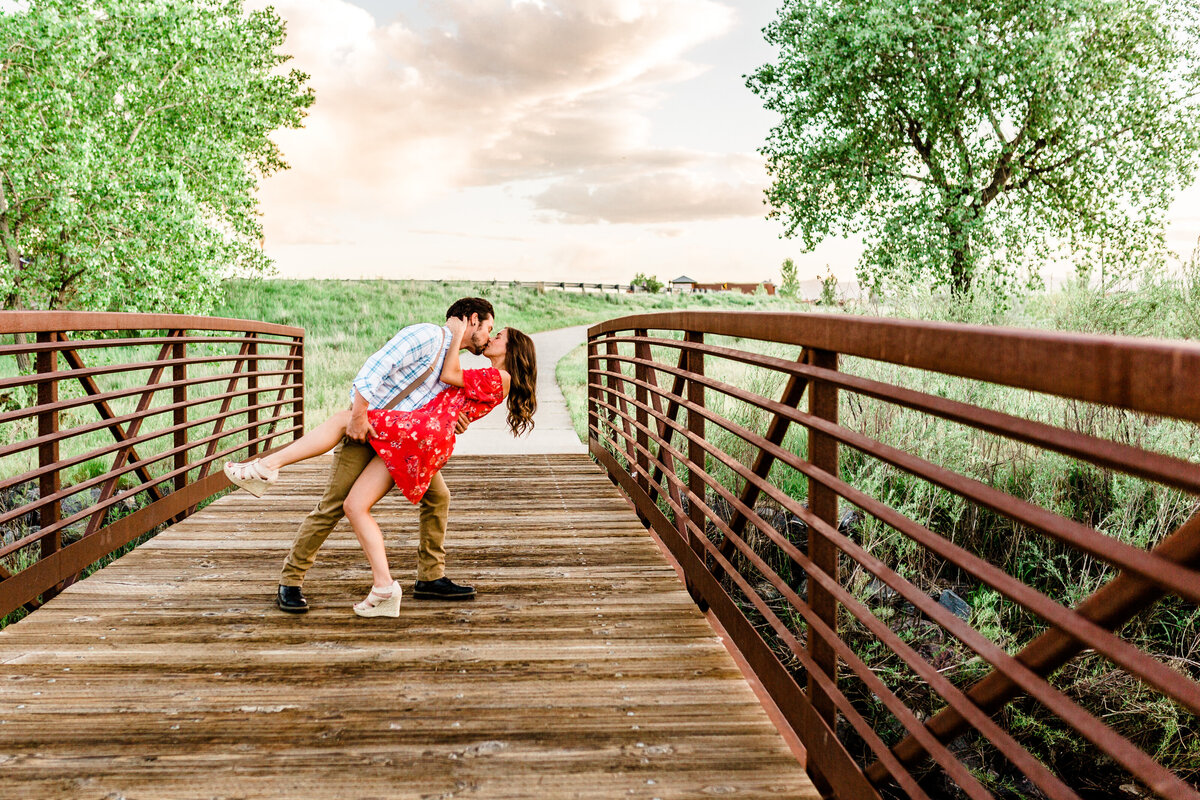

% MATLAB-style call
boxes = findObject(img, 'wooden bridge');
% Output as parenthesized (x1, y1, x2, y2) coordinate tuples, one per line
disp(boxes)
(2, 310, 1199, 800)
(1, 454, 816, 798)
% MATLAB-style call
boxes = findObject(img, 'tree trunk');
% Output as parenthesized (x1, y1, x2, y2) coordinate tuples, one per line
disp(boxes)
(950, 245, 972, 297)
(944, 209, 976, 297)
(3, 292, 32, 374)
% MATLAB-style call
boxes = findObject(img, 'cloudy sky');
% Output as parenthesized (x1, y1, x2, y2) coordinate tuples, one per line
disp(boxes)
(251, 0, 1200, 287)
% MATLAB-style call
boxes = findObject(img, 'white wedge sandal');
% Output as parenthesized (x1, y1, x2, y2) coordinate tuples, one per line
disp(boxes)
(353, 581, 402, 618)
(223, 459, 279, 498)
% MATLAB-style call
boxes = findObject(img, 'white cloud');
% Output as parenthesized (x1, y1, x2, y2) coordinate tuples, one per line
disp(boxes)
(252, 0, 745, 245)
(532, 153, 766, 223)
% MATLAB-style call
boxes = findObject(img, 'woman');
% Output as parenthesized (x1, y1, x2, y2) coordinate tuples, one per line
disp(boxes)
(223, 317, 537, 617)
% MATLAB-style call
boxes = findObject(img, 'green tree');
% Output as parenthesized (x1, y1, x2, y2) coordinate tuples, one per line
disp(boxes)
(0, 0, 313, 314)
(631, 272, 663, 293)
(748, 0, 1200, 298)
(779, 257, 799, 298)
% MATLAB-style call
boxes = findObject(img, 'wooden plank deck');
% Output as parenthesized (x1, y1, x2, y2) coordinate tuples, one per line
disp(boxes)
(0, 454, 817, 799)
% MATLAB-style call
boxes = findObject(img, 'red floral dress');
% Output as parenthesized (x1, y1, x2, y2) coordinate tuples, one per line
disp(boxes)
(367, 367, 504, 503)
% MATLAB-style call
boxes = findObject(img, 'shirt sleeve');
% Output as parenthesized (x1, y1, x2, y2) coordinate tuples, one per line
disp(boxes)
(351, 323, 443, 407)
(462, 367, 504, 404)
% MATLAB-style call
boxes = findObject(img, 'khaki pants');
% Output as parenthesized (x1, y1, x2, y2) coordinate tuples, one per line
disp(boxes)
(279, 438, 450, 586)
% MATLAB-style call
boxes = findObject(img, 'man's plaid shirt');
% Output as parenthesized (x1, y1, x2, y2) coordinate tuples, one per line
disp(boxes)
(350, 322, 452, 411)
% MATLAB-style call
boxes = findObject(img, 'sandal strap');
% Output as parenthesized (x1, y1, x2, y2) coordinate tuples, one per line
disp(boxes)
(230, 459, 275, 481)
(356, 583, 397, 609)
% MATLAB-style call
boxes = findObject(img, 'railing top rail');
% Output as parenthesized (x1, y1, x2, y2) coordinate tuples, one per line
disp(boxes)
(0, 310, 304, 338)
(588, 311, 1200, 423)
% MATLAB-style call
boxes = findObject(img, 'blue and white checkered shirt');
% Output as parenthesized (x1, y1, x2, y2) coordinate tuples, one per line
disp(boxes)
(350, 323, 453, 412)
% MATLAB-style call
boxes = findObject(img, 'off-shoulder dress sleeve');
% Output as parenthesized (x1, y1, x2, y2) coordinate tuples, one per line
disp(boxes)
(461, 367, 504, 404)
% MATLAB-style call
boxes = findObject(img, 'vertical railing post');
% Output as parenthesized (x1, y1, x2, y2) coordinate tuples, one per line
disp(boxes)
(172, 330, 187, 498)
(603, 333, 617, 433)
(246, 332, 259, 457)
(36, 331, 60, 600)
(294, 335, 305, 440)
(685, 330, 707, 609)
(603, 334, 636, 470)
(633, 328, 650, 498)
(807, 347, 840, 795)
(587, 334, 599, 447)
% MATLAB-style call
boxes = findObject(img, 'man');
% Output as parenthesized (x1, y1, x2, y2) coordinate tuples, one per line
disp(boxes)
(276, 297, 496, 613)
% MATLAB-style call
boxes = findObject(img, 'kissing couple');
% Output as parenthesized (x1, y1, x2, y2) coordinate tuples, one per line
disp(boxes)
(224, 297, 537, 617)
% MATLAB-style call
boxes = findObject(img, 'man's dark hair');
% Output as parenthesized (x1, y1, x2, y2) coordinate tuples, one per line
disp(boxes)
(445, 297, 495, 322)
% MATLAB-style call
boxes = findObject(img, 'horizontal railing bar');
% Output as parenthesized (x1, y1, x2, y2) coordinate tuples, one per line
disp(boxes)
(594, 417, 1067, 800)
(0, 383, 301, 462)
(588, 313, 1200, 422)
(0, 368, 301, 427)
(0, 419, 300, 552)
(0, 392, 300, 497)
(595, 398, 1200, 798)
(0, 333, 301, 357)
(0, 353, 300, 392)
(590, 376, 1200, 717)
(0, 310, 304, 338)
(601, 334, 1200, 495)
(592, 355, 1200, 605)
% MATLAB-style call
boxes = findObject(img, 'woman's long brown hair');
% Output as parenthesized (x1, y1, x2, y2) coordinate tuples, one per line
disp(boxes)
(503, 328, 537, 436)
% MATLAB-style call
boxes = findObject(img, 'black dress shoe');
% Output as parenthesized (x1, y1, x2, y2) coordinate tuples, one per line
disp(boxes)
(276, 584, 308, 613)
(412, 577, 476, 600)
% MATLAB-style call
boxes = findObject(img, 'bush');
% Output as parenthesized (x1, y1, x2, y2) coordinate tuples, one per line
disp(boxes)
(631, 273, 664, 293)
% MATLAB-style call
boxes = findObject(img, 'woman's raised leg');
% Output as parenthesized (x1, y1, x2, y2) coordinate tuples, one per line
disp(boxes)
(259, 409, 353, 472)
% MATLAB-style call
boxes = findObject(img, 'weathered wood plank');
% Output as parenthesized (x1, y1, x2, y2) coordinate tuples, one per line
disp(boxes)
(0, 454, 818, 799)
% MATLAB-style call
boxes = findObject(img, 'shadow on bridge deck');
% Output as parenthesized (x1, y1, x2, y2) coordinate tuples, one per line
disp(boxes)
(0, 454, 817, 799)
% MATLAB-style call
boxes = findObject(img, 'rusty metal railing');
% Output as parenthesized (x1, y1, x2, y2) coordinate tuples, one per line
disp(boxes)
(0, 312, 304, 619)
(586, 311, 1200, 800)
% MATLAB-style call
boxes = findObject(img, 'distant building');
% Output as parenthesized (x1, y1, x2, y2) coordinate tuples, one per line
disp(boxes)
(669, 275, 698, 293)
(692, 281, 777, 296)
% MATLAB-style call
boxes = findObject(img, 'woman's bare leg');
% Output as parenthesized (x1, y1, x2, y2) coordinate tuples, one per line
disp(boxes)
(258, 410, 352, 472)
(343, 457, 397, 588)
